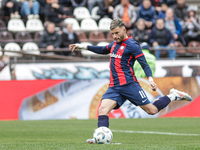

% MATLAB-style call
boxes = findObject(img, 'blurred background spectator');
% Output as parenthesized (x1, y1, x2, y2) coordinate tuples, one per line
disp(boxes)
(134, 42, 156, 77)
(44, 0, 72, 28)
(132, 18, 149, 43)
(149, 18, 175, 59)
(182, 5, 200, 46)
(97, 0, 119, 18)
(164, 8, 184, 45)
(158, 2, 168, 19)
(163, 0, 176, 7)
(60, 24, 80, 56)
(137, 0, 156, 29)
(37, 0, 47, 22)
(87, 0, 102, 13)
(173, 0, 188, 23)
(150, 0, 163, 12)
(39, 22, 61, 53)
(113, 0, 137, 29)
(1, 0, 21, 18)
(129, 0, 143, 9)
(20, 0, 40, 19)
(70, 0, 87, 8)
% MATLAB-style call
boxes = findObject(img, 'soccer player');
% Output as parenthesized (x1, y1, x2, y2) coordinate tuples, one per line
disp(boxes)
(69, 19, 192, 144)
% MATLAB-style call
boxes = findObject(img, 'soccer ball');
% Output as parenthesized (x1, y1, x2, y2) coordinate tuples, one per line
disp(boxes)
(93, 127, 113, 144)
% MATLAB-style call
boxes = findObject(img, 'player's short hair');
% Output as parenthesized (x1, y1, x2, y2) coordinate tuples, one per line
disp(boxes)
(110, 19, 125, 30)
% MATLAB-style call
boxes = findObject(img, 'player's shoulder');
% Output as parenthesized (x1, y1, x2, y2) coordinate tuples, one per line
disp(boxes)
(125, 37, 140, 47)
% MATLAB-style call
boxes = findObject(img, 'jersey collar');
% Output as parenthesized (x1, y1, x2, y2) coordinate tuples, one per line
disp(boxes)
(121, 36, 132, 42)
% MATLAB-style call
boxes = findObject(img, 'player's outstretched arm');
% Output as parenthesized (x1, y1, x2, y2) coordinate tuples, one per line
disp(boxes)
(69, 43, 110, 54)
(148, 76, 157, 91)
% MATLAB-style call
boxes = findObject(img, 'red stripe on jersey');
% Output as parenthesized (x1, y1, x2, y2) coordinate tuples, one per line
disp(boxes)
(109, 42, 117, 87)
(135, 53, 144, 59)
(115, 43, 127, 85)
(128, 55, 136, 82)
(107, 45, 110, 51)
(121, 36, 132, 42)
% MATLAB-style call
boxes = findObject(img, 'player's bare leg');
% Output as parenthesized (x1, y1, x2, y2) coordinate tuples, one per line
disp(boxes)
(87, 99, 117, 144)
(140, 88, 192, 115)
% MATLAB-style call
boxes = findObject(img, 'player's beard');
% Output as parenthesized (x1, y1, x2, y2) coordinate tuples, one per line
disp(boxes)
(116, 34, 125, 43)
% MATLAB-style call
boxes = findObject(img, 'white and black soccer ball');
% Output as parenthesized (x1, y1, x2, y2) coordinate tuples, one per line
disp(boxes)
(93, 127, 113, 144)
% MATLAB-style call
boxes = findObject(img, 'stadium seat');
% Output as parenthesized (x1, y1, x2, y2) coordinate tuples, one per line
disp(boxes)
(73, 7, 91, 20)
(75, 31, 88, 42)
(174, 41, 186, 54)
(80, 18, 98, 31)
(4, 42, 22, 57)
(162, 66, 183, 76)
(89, 31, 106, 42)
(91, 6, 100, 20)
(34, 31, 44, 42)
(64, 18, 80, 31)
(127, 29, 133, 37)
(22, 42, 40, 55)
(97, 42, 110, 46)
(0, 19, 7, 31)
(187, 41, 200, 53)
(26, 19, 44, 32)
(15, 32, 33, 44)
(0, 46, 2, 56)
(98, 18, 112, 32)
(189, 66, 200, 76)
(0, 31, 15, 43)
(106, 31, 113, 42)
(7, 19, 26, 32)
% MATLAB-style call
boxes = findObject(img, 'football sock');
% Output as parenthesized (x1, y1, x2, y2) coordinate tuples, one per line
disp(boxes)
(153, 96, 171, 112)
(98, 115, 109, 128)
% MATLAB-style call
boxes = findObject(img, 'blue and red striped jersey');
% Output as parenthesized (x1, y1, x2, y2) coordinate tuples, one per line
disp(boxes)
(88, 36, 152, 87)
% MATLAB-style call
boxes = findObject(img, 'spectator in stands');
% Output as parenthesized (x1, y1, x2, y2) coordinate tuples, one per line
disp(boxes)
(60, 24, 80, 55)
(20, 0, 40, 19)
(1, 0, 21, 18)
(173, 0, 188, 23)
(137, 0, 156, 29)
(129, 0, 143, 9)
(150, 0, 163, 12)
(149, 18, 175, 59)
(164, 8, 184, 45)
(44, 0, 72, 28)
(163, 0, 176, 7)
(37, 0, 47, 22)
(134, 42, 156, 77)
(113, 0, 137, 29)
(158, 2, 168, 19)
(182, 5, 200, 46)
(87, 0, 102, 13)
(70, 0, 87, 8)
(39, 22, 62, 52)
(97, 0, 119, 18)
(132, 18, 149, 43)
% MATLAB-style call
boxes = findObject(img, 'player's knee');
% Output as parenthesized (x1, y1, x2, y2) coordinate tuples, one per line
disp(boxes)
(99, 105, 109, 115)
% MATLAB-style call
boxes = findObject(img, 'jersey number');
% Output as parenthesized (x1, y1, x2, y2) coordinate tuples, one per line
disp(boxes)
(139, 90, 146, 98)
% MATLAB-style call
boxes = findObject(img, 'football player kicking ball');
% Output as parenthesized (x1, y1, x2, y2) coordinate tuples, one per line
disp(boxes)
(69, 19, 192, 144)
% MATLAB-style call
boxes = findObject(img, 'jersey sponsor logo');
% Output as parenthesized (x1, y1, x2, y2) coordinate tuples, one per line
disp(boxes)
(110, 53, 122, 58)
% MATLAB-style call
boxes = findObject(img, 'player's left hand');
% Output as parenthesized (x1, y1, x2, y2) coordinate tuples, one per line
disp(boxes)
(148, 77, 157, 91)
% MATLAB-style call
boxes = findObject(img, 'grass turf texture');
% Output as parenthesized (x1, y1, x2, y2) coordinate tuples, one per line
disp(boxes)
(0, 118, 200, 150)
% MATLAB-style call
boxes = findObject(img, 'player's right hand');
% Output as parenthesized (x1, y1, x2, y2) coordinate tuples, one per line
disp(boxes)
(69, 44, 79, 52)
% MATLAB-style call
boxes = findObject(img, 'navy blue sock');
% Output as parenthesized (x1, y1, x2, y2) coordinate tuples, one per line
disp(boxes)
(153, 96, 171, 112)
(98, 115, 109, 128)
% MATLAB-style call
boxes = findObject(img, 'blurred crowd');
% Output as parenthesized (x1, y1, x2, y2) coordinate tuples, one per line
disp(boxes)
(0, 0, 199, 59)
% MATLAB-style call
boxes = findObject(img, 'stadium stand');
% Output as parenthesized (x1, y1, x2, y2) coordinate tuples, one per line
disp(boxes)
(0, 19, 6, 31)
(0, 31, 15, 45)
(91, 6, 100, 20)
(89, 31, 106, 42)
(22, 42, 40, 55)
(80, 18, 98, 31)
(75, 31, 88, 42)
(15, 32, 33, 46)
(4, 42, 22, 57)
(7, 19, 26, 32)
(64, 18, 80, 31)
(26, 19, 44, 32)
(98, 18, 112, 32)
(34, 31, 44, 43)
(73, 7, 91, 20)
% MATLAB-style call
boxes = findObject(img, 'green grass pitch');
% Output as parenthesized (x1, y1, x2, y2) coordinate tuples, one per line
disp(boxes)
(0, 118, 200, 150)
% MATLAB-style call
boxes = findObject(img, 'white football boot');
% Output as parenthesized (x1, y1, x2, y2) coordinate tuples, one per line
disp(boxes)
(86, 139, 96, 144)
(169, 88, 192, 101)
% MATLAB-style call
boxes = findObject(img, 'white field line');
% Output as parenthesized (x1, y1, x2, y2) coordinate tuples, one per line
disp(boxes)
(112, 130, 199, 136)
